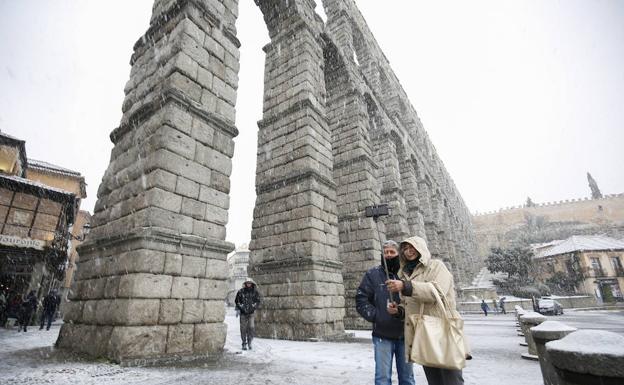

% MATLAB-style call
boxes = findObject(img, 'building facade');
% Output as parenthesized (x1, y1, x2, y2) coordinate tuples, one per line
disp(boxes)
(533, 235, 624, 301)
(0, 131, 87, 307)
(226, 243, 249, 305)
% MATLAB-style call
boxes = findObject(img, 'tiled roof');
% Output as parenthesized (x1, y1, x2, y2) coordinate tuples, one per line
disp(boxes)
(0, 173, 74, 196)
(541, 235, 624, 258)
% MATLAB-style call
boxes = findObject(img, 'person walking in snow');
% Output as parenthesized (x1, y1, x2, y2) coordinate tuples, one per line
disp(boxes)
(40, 289, 60, 330)
(499, 297, 507, 314)
(356, 240, 415, 385)
(18, 291, 37, 332)
(480, 299, 490, 316)
(235, 279, 261, 350)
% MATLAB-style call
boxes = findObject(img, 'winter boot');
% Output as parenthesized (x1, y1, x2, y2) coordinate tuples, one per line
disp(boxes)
(242, 343, 247, 351)
(248, 340, 252, 350)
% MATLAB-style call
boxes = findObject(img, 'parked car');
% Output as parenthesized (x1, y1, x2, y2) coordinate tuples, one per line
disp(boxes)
(538, 298, 564, 315)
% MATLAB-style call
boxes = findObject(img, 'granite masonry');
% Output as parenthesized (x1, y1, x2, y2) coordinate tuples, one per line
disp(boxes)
(58, 0, 477, 362)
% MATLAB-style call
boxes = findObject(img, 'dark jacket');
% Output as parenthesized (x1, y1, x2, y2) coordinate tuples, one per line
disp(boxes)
(235, 281, 261, 315)
(43, 293, 60, 314)
(21, 292, 37, 315)
(356, 264, 404, 340)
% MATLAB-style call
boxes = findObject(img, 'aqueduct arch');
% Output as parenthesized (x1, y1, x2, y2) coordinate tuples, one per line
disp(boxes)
(57, 0, 477, 363)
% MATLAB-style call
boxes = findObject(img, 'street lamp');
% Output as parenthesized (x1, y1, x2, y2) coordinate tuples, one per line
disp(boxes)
(69, 222, 91, 242)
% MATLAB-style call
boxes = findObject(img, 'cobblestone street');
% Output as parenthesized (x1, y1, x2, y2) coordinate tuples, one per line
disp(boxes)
(0, 309, 549, 385)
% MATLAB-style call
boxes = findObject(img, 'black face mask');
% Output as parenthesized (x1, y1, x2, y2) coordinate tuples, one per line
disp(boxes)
(382, 254, 401, 274)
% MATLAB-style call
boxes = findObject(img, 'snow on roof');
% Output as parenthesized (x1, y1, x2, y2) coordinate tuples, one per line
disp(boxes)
(0, 173, 74, 196)
(540, 235, 624, 258)
(27, 158, 82, 178)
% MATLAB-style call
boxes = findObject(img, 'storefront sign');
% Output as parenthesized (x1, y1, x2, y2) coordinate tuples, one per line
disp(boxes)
(0, 235, 46, 250)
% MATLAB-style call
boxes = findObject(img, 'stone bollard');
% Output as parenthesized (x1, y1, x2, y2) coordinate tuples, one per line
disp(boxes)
(531, 320, 577, 385)
(546, 330, 624, 385)
(519, 311, 547, 360)
(515, 307, 526, 336)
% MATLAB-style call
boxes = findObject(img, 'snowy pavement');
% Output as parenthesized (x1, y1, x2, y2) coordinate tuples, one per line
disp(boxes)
(0, 310, 544, 385)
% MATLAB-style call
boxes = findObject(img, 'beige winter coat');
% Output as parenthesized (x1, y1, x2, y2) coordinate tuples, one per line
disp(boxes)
(397, 236, 467, 362)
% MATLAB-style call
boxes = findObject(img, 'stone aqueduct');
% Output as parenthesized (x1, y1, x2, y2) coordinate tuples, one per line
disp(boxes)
(58, 0, 477, 363)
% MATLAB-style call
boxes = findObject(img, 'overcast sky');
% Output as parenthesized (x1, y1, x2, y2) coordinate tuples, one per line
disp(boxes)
(1, 0, 623, 247)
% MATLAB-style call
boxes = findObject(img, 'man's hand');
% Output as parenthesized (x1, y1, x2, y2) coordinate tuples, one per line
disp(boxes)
(387, 301, 399, 315)
(386, 279, 404, 293)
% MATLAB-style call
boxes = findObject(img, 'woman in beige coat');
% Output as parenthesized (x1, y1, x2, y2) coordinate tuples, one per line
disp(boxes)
(386, 236, 466, 385)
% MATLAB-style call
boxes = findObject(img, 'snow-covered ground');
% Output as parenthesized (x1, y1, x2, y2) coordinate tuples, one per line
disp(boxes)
(0, 310, 543, 385)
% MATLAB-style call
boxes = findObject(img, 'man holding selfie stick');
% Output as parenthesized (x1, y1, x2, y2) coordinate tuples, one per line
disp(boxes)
(356, 239, 415, 385)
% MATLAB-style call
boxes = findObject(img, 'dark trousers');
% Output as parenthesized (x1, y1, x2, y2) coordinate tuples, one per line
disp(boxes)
(40, 311, 54, 330)
(18, 311, 32, 331)
(240, 313, 255, 345)
(423, 366, 464, 385)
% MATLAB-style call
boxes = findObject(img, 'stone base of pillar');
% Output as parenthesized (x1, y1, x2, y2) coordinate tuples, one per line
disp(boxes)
(57, 228, 232, 364)
(250, 258, 346, 340)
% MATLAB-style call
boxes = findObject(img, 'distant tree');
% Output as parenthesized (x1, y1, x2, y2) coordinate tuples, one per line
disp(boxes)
(526, 197, 535, 207)
(587, 172, 603, 199)
(486, 246, 535, 283)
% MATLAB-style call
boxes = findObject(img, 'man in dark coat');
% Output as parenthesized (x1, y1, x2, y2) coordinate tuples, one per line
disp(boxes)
(235, 279, 261, 350)
(356, 240, 415, 385)
(18, 291, 37, 332)
(40, 289, 60, 330)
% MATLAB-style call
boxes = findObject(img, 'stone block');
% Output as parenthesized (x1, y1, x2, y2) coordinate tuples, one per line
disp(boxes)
(205, 259, 228, 279)
(182, 299, 204, 323)
(203, 300, 225, 322)
(199, 186, 229, 209)
(198, 278, 227, 300)
(175, 177, 200, 199)
(164, 253, 183, 275)
(191, 117, 214, 147)
(159, 299, 183, 324)
(108, 325, 167, 361)
(181, 197, 206, 220)
(166, 324, 194, 354)
(117, 273, 173, 299)
(145, 188, 183, 213)
(62, 300, 84, 323)
(111, 299, 161, 326)
(171, 276, 200, 298)
(192, 219, 226, 239)
(193, 322, 226, 354)
(109, 249, 166, 276)
(104, 276, 121, 298)
(182, 255, 207, 277)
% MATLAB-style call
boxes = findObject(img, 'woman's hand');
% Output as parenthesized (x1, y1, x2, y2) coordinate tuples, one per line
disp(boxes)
(387, 301, 399, 315)
(385, 279, 404, 293)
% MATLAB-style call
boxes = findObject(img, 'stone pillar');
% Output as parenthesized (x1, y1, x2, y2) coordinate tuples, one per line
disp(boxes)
(57, 0, 239, 364)
(531, 321, 577, 385)
(325, 64, 382, 329)
(519, 311, 547, 360)
(546, 330, 624, 384)
(250, 0, 345, 340)
(376, 137, 410, 241)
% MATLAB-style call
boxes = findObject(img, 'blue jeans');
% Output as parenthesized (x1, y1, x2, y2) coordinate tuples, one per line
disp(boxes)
(373, 336, 415, 385)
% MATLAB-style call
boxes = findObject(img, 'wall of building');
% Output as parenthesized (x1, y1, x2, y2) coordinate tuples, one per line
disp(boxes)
(26, 169, 85, 198)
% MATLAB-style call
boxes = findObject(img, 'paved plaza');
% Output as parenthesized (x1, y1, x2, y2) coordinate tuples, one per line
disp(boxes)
(0, 308, 557, 385)
(3, 308, 622, 385)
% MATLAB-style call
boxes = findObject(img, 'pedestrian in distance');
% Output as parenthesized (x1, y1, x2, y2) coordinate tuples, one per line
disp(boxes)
(491, 299, 498, 314)
(0, 290, 7, 327)
(356, 240, 415, 385)
(18, 291, 37, 332)
(480, 300, 489, 316)
(386, 236, 468, 385)
(234, 278, 261, 351)
(499, 297, 507, 314)
(40, 289, 60, 331)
